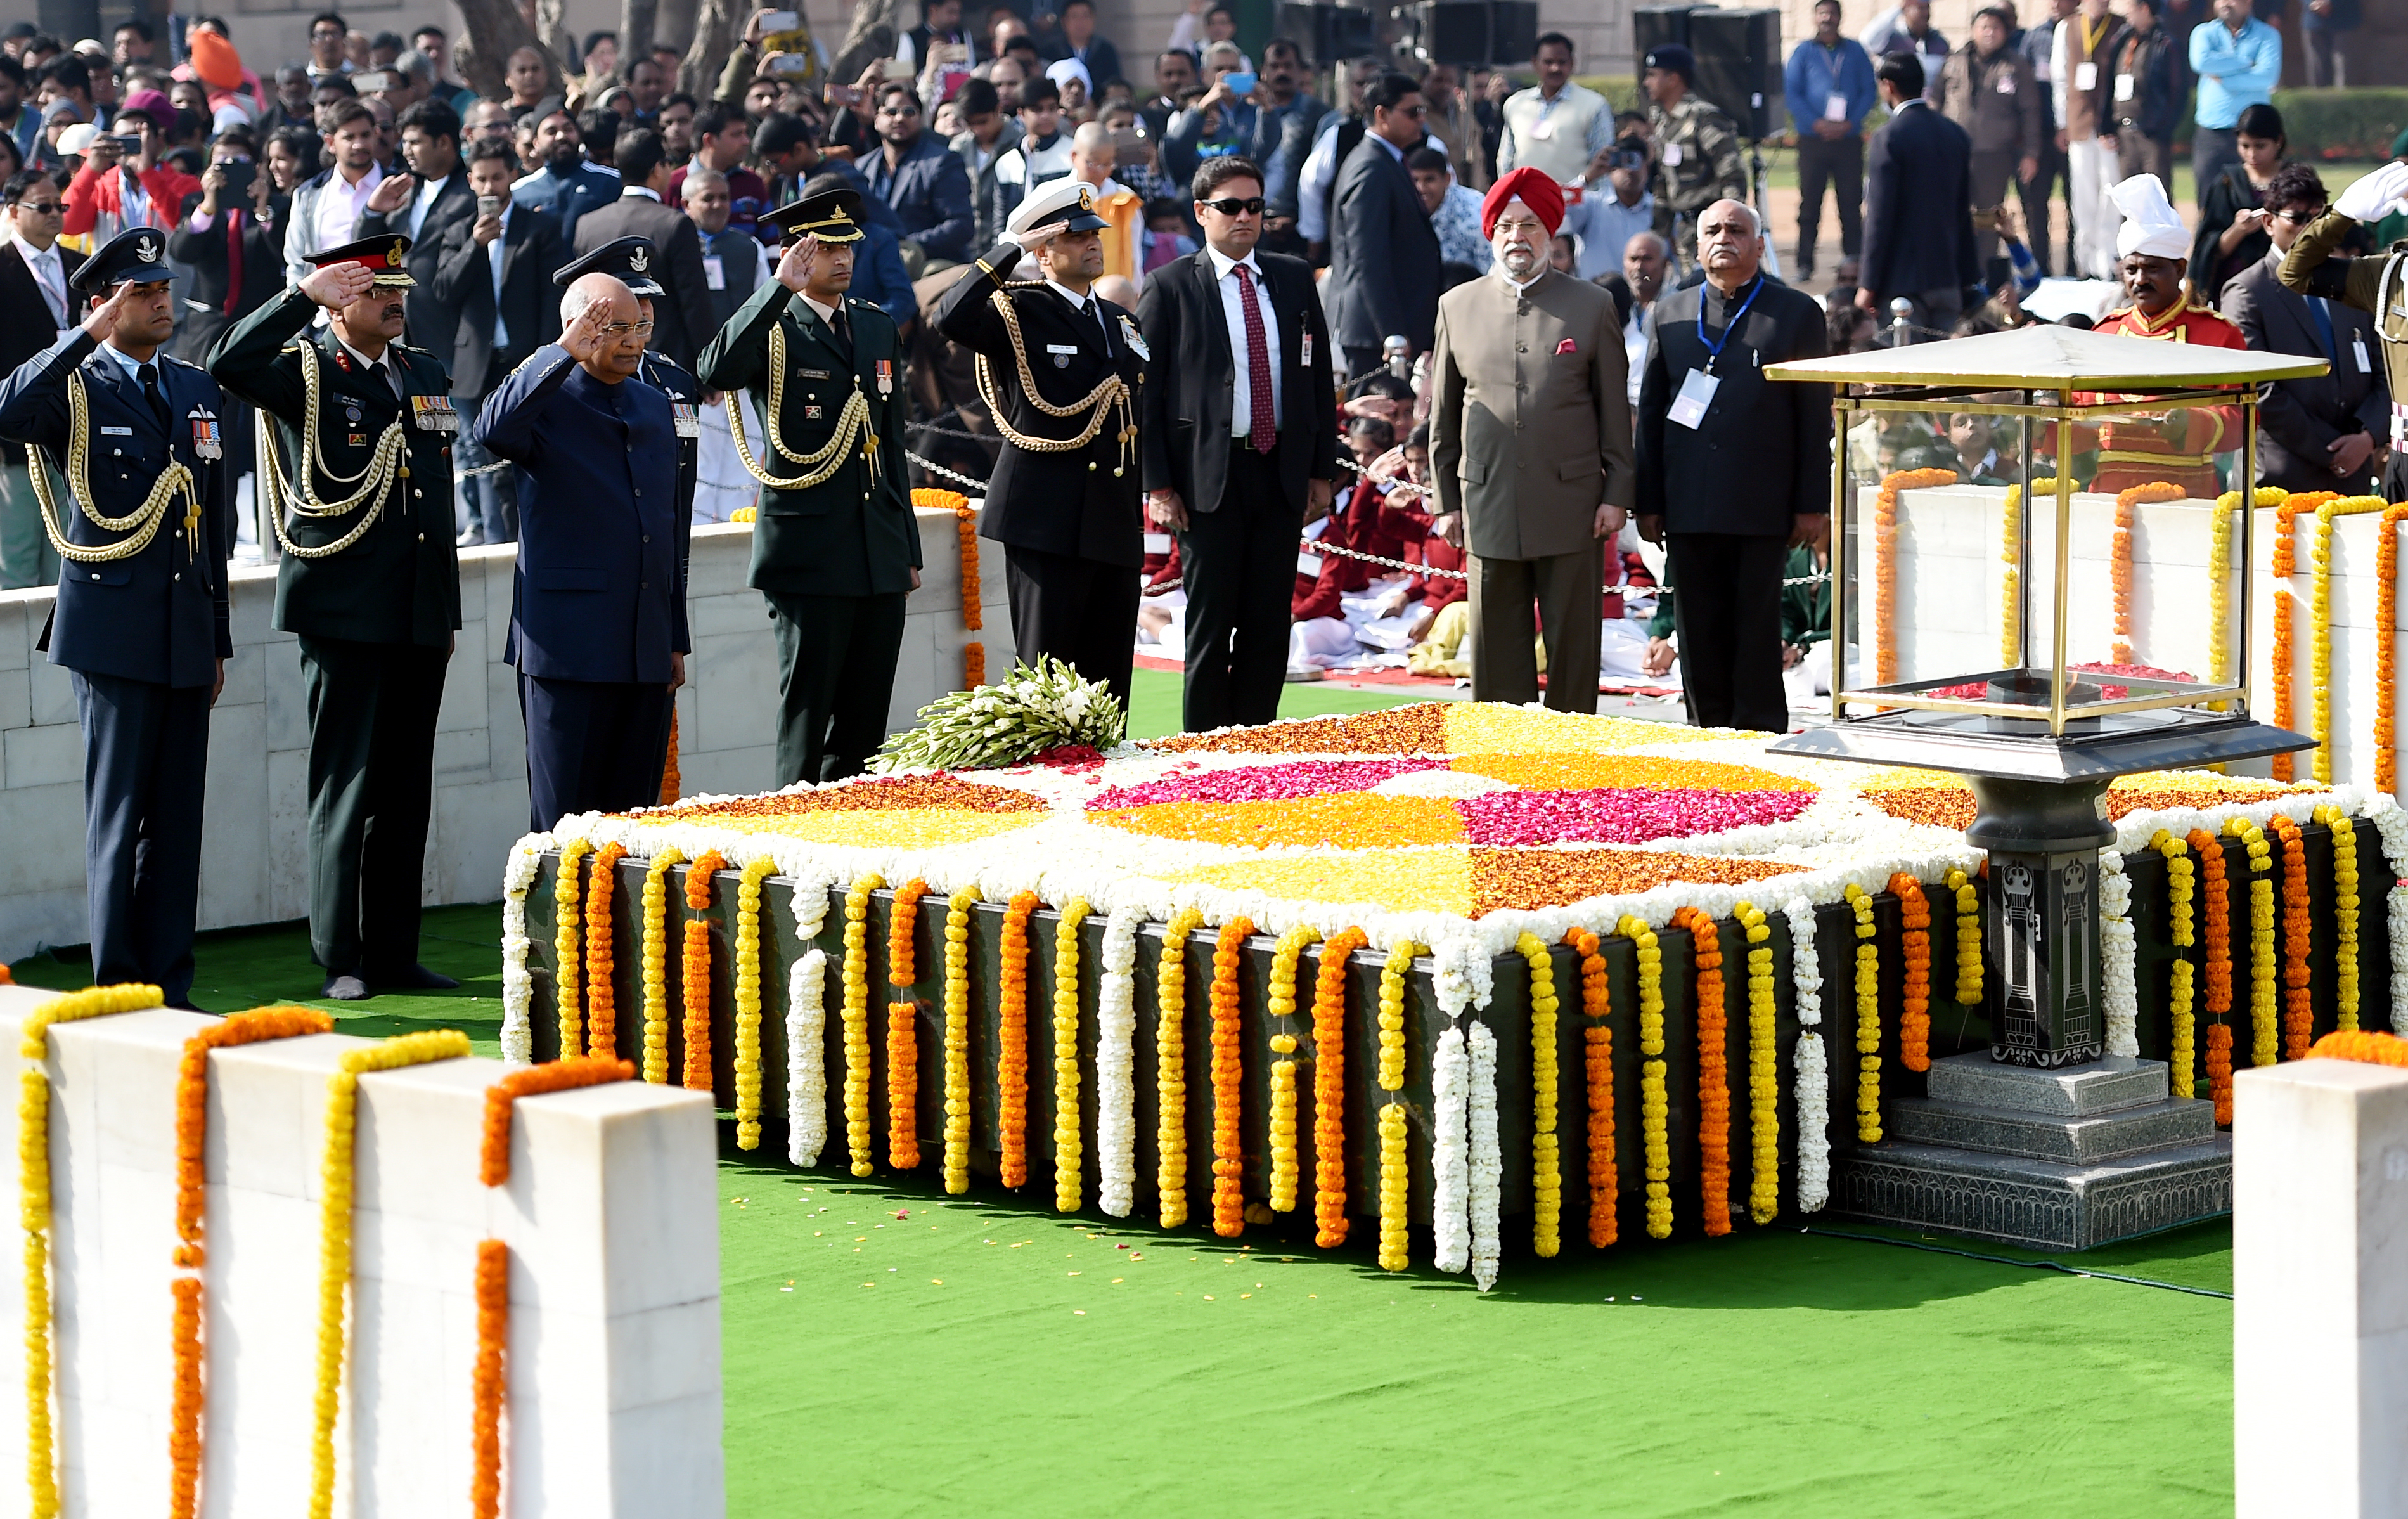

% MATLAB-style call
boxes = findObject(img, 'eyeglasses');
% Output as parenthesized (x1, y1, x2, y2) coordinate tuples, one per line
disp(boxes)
(880, 102, 921, 116)
(2273, 207, 2322, 224)
(1199, 195, 1265, 216)
(598, 321, 656, 339)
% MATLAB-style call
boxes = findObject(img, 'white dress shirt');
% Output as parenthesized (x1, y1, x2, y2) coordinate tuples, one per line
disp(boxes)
(406, 173, 453, 239)
(18, 240, 70, 329)
(486, 201, 513, 351)
(316, 162, 384, 259)
(1205, 243, 1282, 435)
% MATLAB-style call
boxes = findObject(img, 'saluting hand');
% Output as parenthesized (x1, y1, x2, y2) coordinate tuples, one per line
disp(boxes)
(299, 261, 376, 311)
(366, 172, 416, 215)
(1010, 219, 1069, 252)
(775, 234, 821, 294)
(80, 281, 143, 344)
(560, 299, 614, 367)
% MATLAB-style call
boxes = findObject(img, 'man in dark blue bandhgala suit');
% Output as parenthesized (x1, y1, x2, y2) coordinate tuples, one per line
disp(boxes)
(0, 226, 233, 1005)
(473, 266, 689, 832)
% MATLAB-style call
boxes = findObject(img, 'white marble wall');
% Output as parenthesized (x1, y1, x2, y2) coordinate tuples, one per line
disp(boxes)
(0, 507, 1010, 963)
(2233, 1056, 2408, 1518)
(0, 984, 723, 1516)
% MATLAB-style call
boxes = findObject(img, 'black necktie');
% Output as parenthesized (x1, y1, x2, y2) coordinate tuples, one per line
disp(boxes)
(138, 362, 171, 435)
(1086, 298, 1112, 354)
(831, 302, 851, 356)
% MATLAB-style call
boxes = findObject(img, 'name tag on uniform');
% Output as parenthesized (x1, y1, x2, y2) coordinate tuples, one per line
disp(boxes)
(1668, 368, 1720, 430)
(801, 368, 832, 380)
(100, 425, 132, 436)
(1824, 93, 1848, 121)
(1662, 143, 1684, 167)
(409, 396, 460, 432)
(702, 254, 725, 291)
(2115, 72, 2135, 101)
(1301, 332, 1312, 367)
(1046, 343, 1079, 354)
(2355, 335, 2373, 373)
(1297, 551, 1323, 576)
(672, 403, 701, 437)
(2074, 61, 2098, 91)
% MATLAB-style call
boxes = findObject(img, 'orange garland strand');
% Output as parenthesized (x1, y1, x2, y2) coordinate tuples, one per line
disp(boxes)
(1872, 468, 1959, 686)
(1566, 928, 1616, 1248)
(2376, 505, 2408, 794)
(1309, 926, 1367, 1248)
(2187, 826, 2236, 1121)
(1672, 907, 1730, 1238)
(887, 878, 930, 1170)
(915, 487, 986, 688)
(997, 891, 1038, 1187)
(170, 1007, 335, 1519)
(658, 713, 681, 805)
(2269, 492, 2339, 780)
(2270, 815, 2314, 1061)
(681, 851, 727, 1093)
(2308, 1029, 2408, 1066)
(473, 1057, 631, 1519)
(583, 841, 627, 1059)
(1209, 916, 1256, 1238)
(1890, 872, 1933, 1073)
(2109, 482, 2186, 666)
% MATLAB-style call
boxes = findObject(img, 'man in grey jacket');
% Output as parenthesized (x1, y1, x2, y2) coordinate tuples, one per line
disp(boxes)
(950, 76, 1025, 248)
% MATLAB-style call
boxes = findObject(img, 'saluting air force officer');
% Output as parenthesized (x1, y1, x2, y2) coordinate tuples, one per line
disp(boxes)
(0, 227, 233, 1007)
(209, 235, 463, 1002)
(473, 268, 690, 830)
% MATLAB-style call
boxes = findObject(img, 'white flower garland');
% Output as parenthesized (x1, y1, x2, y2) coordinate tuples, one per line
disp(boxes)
(1094, 903, 1144, 1217)
(1465, 1021, 1502, 1293)
(787, 948, 828, 1165)
(498, 835, 550, 1064)
(2362, 795, 2408, 1034)
(2099, 851, 2138, 1057)
(1430, 1025, 1470, 1274)
(1782, 896, 1830, 1212)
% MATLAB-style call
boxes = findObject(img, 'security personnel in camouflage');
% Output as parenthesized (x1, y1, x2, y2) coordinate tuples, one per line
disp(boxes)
(207, 235, 463, 1001)
(1642, 44, 1748, 267)
(2278, 160, 2408, 502)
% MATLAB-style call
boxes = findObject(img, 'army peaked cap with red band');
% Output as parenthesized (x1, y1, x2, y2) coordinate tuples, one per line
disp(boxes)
(306, 235, 417, 288)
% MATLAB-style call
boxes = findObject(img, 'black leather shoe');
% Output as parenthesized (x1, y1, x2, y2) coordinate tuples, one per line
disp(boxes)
(323, 974, 371, 1001)
(377, 964, 461, 991)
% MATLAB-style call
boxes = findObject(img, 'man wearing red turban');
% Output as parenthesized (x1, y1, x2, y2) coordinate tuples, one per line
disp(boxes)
(1429, 164, 1637, 710)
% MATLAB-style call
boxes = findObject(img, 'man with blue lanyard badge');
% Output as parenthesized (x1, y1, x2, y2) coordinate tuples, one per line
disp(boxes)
(1635, 198, 1831, 734)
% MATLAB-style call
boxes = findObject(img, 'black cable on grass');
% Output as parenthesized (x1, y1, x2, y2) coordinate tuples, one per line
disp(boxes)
(1800, 1226, 2234, 1300)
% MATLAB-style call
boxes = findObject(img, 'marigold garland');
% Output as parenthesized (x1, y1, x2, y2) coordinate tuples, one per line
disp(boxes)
(1732, 902, 1779, 1226)
(1943, 867, 1981, 1007)
(1846, 884, 1882, 1143)
(915, 486, 986, 688)
(478, 1057, 637, 1184)
(581, 841, 627, 1059)
(2269, 492, 2339, 780)
(1514, 932, 1564, 1255)
(1669, 908, 1730, 1237)
(1617, 914, 1672, 1239)
(2188, 827, 2237, 1120)
(638, 848, 685, 1083)
(2109, 482, 2186, 665)
(2153, 830, 2198, 1098)
(2315, 805, 2361, 1031)
(2307, 1029, 2408, 1065)
(1310, 925, 1367, 1248)
(1998, 479, 2046, 666)
(20, 983, 162, 1519)
(551, 838, 591, 1060)
(997, 890, 1038, 1187)
(1265, 924, 1318, 1215)
(840, 872, 883, 1177)
(885, 877, 931, 1171)
(2308, 498, 2390, 782)
(1154, 906, 1205, 1227)
(1889, 874, 1931, 1073)
(658, 711, 681, 803)
(1564, 928, 1616, 1247)
(1052, 897, 1092, 1212)
(2226, 817, 2278, 1068)
(1375, 940, 1421, 1270)
(941, 886, 978, 1193)
(679, 850, 728, 1093)
(1872, 467, 1957, 685)
(1208, 915, 1256, 1237)
(731, 856, 775, 1148)
(2374, 503, 2408, 793)
(310, 1031, 472, 1519)
(2269, 815, 2313, 1060)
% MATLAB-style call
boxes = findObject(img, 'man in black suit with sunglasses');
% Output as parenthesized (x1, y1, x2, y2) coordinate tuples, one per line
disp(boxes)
(1137, 155, 1339, 731)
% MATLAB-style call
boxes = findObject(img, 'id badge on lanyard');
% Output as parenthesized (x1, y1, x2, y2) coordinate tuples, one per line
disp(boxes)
(1671, 276, 1761, 430)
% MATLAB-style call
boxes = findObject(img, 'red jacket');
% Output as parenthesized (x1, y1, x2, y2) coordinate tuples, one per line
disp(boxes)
(64, 160, 203, 240)
(1293, 482, 1432, 621)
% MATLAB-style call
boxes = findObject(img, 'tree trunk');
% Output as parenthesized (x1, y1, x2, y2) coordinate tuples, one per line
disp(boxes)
(830, 0, 898, 86)
(678, 0, 747, 100)
(451, 0, 565, 99)
(620, 0, 659, 79)
(536, 0, 581, 81)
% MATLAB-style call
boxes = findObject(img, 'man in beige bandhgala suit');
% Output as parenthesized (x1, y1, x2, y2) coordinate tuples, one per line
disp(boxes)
(1429, 168, 1637, 711)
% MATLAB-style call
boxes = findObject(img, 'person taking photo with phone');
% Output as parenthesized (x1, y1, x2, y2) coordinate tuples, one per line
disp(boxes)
(62, 88, 198, 243)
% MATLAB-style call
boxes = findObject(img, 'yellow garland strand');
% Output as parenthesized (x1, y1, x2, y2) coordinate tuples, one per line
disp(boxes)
(309, 1030, 472, 1519)
(1617, 914, 1671, 1240)
(1734, 902, 1780, 1225)
(2153, 830, 2198, 1098)
(941, 888, 978, 1192)
(638, 848, 685, 1084)
(552, 839, 591, 1060)
(1154, 907, 1204, 1229)
(2206, 489, 2284, 709)
(1052, 898, 1091, 1212)
(1515, 933, 1563, 1257)
(2309, 498, 2390, 781)
(2226, 818, 2278, 1066)
(1846, 884, 1882, 1143)
(1943, 867, 1981, 1006)
(841, 873, 883, 1175)
(731, 856, 775, 1149)
(1999, 479, 2045, 666)
(1265, 925, 1318, 1214)
(1375, 939, 1421, 1271)
(20, 983, 162, 1519)
(2316, 804, 2362, 1031)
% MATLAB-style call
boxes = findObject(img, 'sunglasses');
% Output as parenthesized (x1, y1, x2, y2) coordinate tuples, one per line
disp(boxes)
(1199, 195, 1265, 216)
(14, 199, 63, 214)
(880, 102, 921, 115)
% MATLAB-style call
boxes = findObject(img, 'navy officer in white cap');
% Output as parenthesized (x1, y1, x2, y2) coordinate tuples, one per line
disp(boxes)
(933, 175, 1149, 710)
(0, 226, 234, 1006)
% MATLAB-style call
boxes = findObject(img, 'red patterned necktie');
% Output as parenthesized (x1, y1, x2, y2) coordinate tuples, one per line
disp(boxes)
(1236, 262, 1275, 455)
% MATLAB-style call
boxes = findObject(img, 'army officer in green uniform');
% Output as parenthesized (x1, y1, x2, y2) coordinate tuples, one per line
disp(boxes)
(697, 183, 916, 785)
(1642, 44, 1748, 267)
(208, 235, 463, 1000)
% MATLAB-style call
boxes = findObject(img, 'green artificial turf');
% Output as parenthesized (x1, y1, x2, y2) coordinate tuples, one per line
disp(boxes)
(1123, 664, 1430, 742)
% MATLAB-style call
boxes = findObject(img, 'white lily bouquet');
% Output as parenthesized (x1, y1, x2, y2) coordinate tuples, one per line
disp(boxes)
(875, 656, 1128, 772)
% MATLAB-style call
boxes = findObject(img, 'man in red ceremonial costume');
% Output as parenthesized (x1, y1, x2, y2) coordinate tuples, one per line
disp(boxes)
(2078, 174, 2248, 497)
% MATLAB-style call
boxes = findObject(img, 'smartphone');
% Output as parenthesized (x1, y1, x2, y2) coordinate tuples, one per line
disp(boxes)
(880, 56, 913, 81)
(759, 10, 799, 32)
(110, 134, 145, 156)
(767, 53, 815, 78)
(353, 69, 392, 93)
(824, 81, 860, 105)
(477, 193, 501, 219)
(1220, 70, 1257, 95)
(1111, 127, 1150, 167)
(217, 159, 255, 199)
